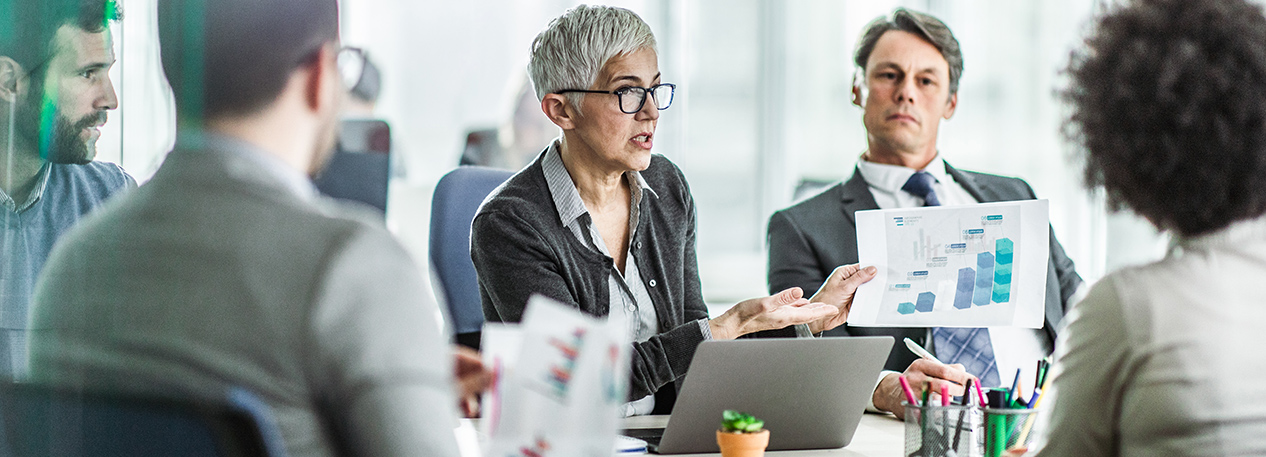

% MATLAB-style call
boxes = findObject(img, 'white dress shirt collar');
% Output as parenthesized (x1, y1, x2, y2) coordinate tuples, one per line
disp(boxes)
(855, 153, 953, 194)
(856, 153, 968, 208)
(542, 139, 655, 228)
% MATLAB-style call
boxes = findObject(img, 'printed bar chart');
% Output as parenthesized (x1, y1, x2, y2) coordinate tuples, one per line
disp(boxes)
(954, 267, 975, 309)
(992, 238, 1014, 303)
(973, 252, 995, 307)
(915, 292, 936, 313)
(851, 199, 1051, 328)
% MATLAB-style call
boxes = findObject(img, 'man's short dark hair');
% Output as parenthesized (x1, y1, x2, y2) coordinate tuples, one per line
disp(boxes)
(1064, 0, 1266, 237)
(158, 0, 339, 122)
(0, 0, 122, 77)
(854, 8, 963, 95)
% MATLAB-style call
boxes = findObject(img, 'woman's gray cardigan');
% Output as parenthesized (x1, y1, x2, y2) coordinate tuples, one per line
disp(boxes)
(471, 152, 708, 406)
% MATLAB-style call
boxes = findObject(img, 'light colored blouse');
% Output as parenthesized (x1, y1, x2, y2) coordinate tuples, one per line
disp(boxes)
(1035, 216, 1266, 456)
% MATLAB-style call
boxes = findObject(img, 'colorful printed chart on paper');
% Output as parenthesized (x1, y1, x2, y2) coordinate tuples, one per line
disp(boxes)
(849, 200, 1050, 328)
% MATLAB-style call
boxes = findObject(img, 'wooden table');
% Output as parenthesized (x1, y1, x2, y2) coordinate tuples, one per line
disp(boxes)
(459, 412, 906, 457)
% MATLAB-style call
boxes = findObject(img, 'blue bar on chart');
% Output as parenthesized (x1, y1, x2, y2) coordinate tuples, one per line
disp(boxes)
(992, 238, 1014, 303)
(898, 302, 916, 315)
(973, 252, 995, 306)
(915, 292, 935, 312)
(954, 267, 975, 309)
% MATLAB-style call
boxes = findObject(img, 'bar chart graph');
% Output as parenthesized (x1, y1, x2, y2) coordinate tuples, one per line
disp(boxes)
(851, 199, 1050, 328)
(875, 204, 1023, 323)
(899, 238, 1015, 315)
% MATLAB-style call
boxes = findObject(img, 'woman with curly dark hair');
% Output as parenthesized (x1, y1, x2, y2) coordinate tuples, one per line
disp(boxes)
(1034, 0, 1266, 454)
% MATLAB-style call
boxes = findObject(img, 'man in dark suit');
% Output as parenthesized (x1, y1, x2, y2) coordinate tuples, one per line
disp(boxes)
(767, 8, 1082, 415)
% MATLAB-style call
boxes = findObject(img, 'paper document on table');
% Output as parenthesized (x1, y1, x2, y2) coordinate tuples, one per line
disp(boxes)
(850, 200, 1049, 328)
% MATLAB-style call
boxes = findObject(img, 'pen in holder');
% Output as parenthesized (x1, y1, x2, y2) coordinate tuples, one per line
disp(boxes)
(902, 402, 983, 457)
(981, 407, 1041, 457)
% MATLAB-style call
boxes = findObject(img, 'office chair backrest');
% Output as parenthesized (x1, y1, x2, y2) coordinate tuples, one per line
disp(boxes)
(0, 384, 285, 457)
(430, 166, 515, 350)
(316, 119, 392, 215)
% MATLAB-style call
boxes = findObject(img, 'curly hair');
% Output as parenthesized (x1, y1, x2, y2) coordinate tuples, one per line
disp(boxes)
(1064, 0, 1266, 237)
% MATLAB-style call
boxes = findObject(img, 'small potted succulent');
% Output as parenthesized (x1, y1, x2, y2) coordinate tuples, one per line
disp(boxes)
(716, 410, 770, 457)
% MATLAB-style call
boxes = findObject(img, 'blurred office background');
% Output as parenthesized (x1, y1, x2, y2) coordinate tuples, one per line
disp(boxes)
(99, 0, 1167, 306)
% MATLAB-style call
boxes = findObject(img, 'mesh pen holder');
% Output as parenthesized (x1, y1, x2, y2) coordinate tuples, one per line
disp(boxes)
(981, 407, 1041, 457)
(903, 402, 984, 457)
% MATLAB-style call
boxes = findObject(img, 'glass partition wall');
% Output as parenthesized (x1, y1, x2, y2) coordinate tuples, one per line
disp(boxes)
(106, 0, 1167, 306)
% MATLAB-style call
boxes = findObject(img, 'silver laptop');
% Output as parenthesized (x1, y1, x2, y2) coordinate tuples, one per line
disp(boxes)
(652, 336, 893, 454)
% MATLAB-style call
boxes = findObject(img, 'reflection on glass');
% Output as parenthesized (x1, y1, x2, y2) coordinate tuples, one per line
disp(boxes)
(0, 0, 136, 380)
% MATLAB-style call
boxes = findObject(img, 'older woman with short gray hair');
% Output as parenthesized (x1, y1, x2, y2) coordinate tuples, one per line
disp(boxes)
(471, 4, 874, 415)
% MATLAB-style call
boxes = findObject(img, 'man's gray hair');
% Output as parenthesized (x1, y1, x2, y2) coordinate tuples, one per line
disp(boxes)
(528, 4, 657, 112)
(854, 8, 963, 96)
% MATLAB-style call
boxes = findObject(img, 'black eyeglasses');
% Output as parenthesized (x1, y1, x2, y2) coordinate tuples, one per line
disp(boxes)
(554, 83, 676, 114)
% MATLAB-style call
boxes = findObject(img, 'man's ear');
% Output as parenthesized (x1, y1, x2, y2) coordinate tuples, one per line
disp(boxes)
(943, 92, 958, 120)
(0, 57, 23, 104)
(302, 44, 339, 113)
(541, 93, 577, 130)
(851, 69, 865, 107)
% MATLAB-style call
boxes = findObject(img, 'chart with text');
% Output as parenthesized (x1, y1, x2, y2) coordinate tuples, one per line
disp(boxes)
(850, 200, 1050, 328)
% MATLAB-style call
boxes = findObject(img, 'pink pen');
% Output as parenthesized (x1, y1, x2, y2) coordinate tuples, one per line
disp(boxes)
(899, 375, 919, 406)
(974, 380, 988, 407)
(941, 384, 950, 406)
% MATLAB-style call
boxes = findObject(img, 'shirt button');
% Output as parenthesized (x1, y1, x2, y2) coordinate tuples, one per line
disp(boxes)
(649, 279, 657, 287)
(636, 241, 644, 249)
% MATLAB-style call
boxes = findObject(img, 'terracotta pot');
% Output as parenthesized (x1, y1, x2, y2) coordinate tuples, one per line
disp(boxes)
(716, 429, 770, 457)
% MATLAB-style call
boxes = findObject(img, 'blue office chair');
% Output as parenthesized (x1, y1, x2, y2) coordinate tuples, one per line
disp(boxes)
(430, 166, 516, 350)
(315, 119, 392, 216)
(0, 384, 288, 457)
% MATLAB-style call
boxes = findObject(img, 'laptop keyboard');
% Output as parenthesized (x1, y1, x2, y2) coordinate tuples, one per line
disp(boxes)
(621, 428, 665, 447)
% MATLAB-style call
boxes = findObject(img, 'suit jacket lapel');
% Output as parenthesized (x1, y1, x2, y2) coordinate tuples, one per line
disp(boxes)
(946, 161, 1062, 337)
(945, 161, 1001, 203)
(839, 167, 880, 226)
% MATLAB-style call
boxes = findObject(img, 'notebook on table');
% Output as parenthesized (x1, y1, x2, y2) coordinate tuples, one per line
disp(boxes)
(623, 336, 893, 454)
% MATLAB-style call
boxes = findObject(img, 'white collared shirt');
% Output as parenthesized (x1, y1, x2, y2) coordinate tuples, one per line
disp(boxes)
(855, 157, 978, 208)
